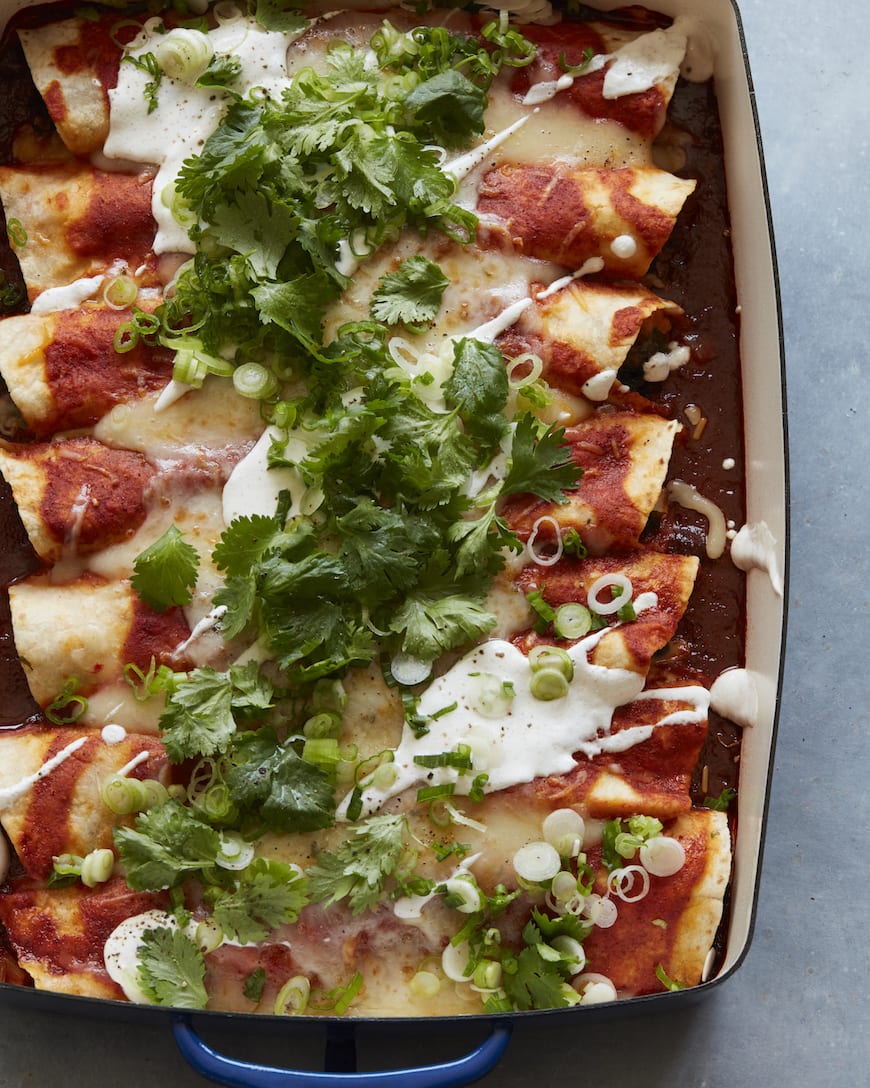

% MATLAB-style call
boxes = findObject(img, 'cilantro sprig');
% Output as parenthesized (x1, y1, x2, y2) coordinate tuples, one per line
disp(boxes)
(131, 525, 200, 612)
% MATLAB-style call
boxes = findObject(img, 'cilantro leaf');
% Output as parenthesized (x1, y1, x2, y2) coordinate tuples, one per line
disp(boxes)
(444, 338, 510, 448)
(114, 801, 220, 890)
(501, 415, 583, 502)
(131, 525, 199, 612)
(158, 663, 273, 762)
(403, 69, 487, 150)
(253, 0, 309, 33)
(370, 256, 449, 327)
(336, 500, 438, 600)
(502, 944, 572, 1012)
(448, 505, 519, 579)
(704, 786, 737, 811)
(137, 927, 208, 1009)
(253, 272, 340, 350)
(389, 584, 495, 661)
(195, 53, 242, 90)
(226, 728, 336, 832)
(212, 859, 310, 944)
(209, 190, 297, 279)
(243, 967, 266, 1002)
(308, 814, 408, 914)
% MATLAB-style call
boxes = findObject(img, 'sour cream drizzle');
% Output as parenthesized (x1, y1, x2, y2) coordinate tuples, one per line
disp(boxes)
(730, 521, 783, 596)
(0, 737, 88, 809)
(341, 626, 709, 819)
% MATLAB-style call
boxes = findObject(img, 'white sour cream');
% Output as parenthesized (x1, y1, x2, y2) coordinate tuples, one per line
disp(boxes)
(104, 909, 177, 1003)
(0, 737, 88, 809)
(709, 667, 759, 729)
(221, 425, 310, 524)
(342, 632, 708, 818)
(730, 521, 783, 596)
(643, 341, 691, 383)
(29, 275, 105, 314)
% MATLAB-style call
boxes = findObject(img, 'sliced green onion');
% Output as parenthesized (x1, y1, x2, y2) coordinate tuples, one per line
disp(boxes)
(332, 971, 364, 1015)
(440, 940, 472, 983)
(216, 832, 255, 871)
(6, 218, 26, 247)
(513, 841, 561, 885)
(274, 975, 310, 1015)
(470, 672, 515, 719)
(506, 351, 543, 389)
(302, 737, 343, 772)
(528, 645, 574, 681)
(409, 970, 441, 998)
(443, 802, 487, 833)
(472, 960, 503, 990)
(372, 761, 398, 791)
(550, 869, 581, 904)
(168, 337, 234, 387)
(153, 28, 214, 81)
(638, 835, 686, 877)
(232, 362, 279, 401)
(529, 666, 569, 701)
(46, 678, 88, 725)
(441, 873, 484, 914)
(303, 711, 342, 739)
(553, 602, 592, 640)
(468, 772, 489, 803)
(413, 744, 472, 772)
(195, 917, 224, 954)
(101, 775, 149, 815)
(200, 783, 236, 822)
(587, 573, 633, 616)
(542, 808, 586, 857)
(103, 274, 138, 309)
(161, 180, 198, 229)
(113, 322, 139, 354)
(80, 848, 115, 888)
(417, 783, 455, 804)
(141, 779, 169, 810)
(391, 652, 432, 686)
(354, 749, 394, 786)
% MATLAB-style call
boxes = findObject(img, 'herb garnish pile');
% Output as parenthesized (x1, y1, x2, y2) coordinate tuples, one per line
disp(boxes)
(102, 7, 604, 1012)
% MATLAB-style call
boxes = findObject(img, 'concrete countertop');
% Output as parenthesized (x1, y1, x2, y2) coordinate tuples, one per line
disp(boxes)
(2, 0, 867, 1084)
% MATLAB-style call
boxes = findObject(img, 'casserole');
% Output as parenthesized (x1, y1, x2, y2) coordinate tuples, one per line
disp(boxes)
(0, 0, 786, 1082)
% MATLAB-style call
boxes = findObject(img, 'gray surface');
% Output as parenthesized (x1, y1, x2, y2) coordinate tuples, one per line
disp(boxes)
(2, 0, 868, 1084)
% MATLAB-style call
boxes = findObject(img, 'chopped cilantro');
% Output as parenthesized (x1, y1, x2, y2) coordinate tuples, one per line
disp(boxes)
(226, 727, 336, 833)
(212, 859, 310, 944)
(243, 967, 267, 1002)
(704, 786, 737, 811)
(122, 51, 162, 113)
(131, 525, 200, 612)
(195, 53, 242, 90)
(158, 662, 273, 762)
(114, 801, 221, 891)
(307, 814, 410, 914)
(370, 256, 450, 328)
(137, 927, 208, 1009)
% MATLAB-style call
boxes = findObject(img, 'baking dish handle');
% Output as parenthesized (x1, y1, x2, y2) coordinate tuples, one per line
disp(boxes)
(173, 1016, 512, 1088)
